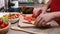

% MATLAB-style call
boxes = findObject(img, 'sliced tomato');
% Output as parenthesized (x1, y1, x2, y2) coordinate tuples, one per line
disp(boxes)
(16, 14, 20, 17)
(28, 19, 32, 22)
(24, 16, 29, 20)
(10, 16, 15, 19)
(22, 14, 26, 17)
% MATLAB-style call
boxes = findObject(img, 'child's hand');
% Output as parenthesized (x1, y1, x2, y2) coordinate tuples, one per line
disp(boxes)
(33, 6, 47, 17)
(33, 8, 41, 16)
(34, 13, 55, 27)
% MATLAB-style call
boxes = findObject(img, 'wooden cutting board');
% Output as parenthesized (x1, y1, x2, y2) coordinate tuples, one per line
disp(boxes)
(18, 15, 35, 28)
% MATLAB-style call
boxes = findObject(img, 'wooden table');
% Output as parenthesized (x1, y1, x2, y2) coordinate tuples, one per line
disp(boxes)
(6, 14, 60, 34)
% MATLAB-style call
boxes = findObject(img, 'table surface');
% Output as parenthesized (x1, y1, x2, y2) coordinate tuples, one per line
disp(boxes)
(6, 14, 60, 34)
(0, 12, 60, 34)
(6, 20, 60, 34)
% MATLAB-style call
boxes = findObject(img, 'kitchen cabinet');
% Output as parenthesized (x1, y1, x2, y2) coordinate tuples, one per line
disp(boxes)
(0, 0, 5, 8)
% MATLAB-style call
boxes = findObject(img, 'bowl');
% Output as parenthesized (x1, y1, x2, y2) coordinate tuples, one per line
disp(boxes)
(0, 22, 11, 34)
(9, 18, 19, 24)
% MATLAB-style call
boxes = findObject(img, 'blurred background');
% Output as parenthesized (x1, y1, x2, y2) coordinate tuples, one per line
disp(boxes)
(0, 0, 49, 14)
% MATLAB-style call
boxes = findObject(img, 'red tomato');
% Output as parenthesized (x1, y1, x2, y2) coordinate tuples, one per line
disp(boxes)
(24, 16, 29, 20)
(30, 8, 34, 13)
(0, 20, 3, 25)
(4, 22, 9, 27)
(28, 19, 31, 22)
(0, 24, 5, 28)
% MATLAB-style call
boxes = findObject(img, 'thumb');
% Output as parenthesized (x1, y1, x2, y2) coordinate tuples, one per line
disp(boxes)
(41, 10, 47, 14)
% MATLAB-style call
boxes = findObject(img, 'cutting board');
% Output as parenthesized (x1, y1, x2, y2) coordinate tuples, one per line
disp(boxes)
(18, 15, 35, 28)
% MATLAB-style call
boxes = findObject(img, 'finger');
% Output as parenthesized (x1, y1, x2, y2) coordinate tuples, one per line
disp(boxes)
(33, 8, 37, 15)
(42, 21, 50, 26)
(42, 22, 51, 28)
(35, 16, 43, 27)
(42, 21, 47, 26)
(38, 18, 48, 27)
(36, 10, 42, 17)
(38, 18, 44, 27)
(36, 18, 42, 27)
(42, 20, 51, 27)
(33, 8, 42, 17)
(38, 22, 42, 27)
(38, 20, 49, 27)
(34, 16, 42, 26)
(39, 18, 48, 26)
(34, 16, 40, 26)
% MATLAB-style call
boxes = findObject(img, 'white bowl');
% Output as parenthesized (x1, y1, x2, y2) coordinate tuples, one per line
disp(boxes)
(9, 18, 19, 24)
(0, 22, 11, 34)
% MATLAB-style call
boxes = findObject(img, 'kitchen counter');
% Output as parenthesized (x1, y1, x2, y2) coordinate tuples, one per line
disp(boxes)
(6, 14, 60, 34)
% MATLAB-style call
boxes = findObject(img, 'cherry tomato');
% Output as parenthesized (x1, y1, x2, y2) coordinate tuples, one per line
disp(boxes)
(4, 22, 9, 27)
(0, 20, 3, 25)
(0, 24, 5, 28)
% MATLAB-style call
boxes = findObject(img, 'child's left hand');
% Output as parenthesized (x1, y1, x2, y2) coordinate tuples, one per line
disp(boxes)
(34, 13, 55, 27)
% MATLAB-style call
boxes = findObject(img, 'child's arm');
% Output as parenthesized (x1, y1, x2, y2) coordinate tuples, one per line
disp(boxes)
(52, 12, 60, 18)
(33, 0, 52, 17)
